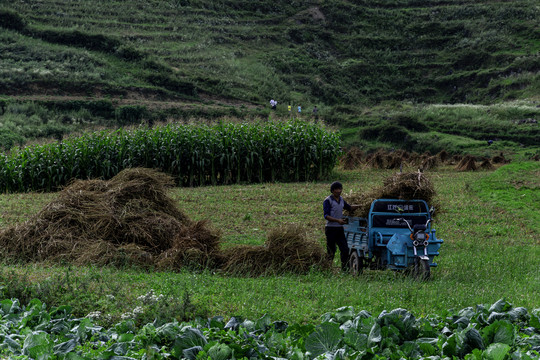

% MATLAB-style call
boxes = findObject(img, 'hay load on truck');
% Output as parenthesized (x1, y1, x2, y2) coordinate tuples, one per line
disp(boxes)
(344, 199, 443, 279)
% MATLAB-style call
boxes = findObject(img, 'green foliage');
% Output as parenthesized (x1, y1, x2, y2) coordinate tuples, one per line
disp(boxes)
(0, 128, 24, 150)
(342, 103, 539, 155)
(145, 72, 197, 96)
(0, 102, 91, 148)
(0, 0, 538, 158)
(359, 121, 410, 144)
(46, 99, 115, 119)
(0, 120, 341, 192)
(0, 297, 537, 359)
(28, 28, 121, 54)
(114, 105, 148, 126)
(1, 0, 538, 108)
(0, 8, 26, 31)
(114, 44, 145, 61)
(0, 268, 206, 327)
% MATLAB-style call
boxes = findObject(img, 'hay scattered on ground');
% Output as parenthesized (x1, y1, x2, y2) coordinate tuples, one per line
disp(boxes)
(221, 224, 330, 276)
(0, 168, 329, 276)
(344, 171, 436, 217)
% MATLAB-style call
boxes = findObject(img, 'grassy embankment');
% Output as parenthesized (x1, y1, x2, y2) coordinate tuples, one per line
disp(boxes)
(0, 162, 538, 325)
(1, 0, 539, 156)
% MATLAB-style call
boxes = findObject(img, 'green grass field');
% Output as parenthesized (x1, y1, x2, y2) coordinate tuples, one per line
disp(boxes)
(1, 163, 538, 325)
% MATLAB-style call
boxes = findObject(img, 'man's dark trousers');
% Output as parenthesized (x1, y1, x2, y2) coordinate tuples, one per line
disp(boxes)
(325, 226, 349, 271)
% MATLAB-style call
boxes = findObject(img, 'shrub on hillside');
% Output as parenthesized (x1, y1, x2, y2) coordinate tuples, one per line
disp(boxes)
(115, 105, 148, 126)
(360, 122, 410, 143)
(0, 9, 26, 31)
(0, 128, 24, 150)
(27, 28, 121, 53)
(115, 45, 145, 61)
(145, 73, 197, 96)
(392, 115, 426, 132)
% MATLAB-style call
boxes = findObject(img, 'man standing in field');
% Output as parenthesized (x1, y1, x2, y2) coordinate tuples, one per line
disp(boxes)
(323, 181, 359, 272)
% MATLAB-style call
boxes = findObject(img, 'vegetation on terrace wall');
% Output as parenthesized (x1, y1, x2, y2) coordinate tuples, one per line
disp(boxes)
(0, 120, 341, 192)
(0, 1, 538, 157)
(1, 0, 538, 106)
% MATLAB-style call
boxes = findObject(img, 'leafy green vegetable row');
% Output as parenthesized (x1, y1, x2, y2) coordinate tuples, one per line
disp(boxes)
(0, 120, 341, 192)
(0, 297, 538, 359)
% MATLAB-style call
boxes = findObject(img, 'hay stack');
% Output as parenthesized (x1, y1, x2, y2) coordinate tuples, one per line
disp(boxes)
(0, 168, 329, 276)
(450, 154, 463, 165)
(221, 224, 329, 276)
(156, 220, 223, 270)
(380, 171, 435, 201)
(344, 171, 436, 217)
(421, 155, 439, 171)
(479, 158, 495, 170)
(395, 149, 410, 159)
(340, 147, 364, 170)
(408, 152, 421, 164)
(386, 153, 403, 169)
(365, 150, 387, 169)
(492, 152, 507, 164)
(0, 168, 220, 269)
(456, 155, 477, 171)
(437, 150, 449, 163)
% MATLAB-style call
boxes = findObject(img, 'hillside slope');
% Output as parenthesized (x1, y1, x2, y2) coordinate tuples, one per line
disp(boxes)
(0, 0, 538, 156)
(2, 0, 538, 106)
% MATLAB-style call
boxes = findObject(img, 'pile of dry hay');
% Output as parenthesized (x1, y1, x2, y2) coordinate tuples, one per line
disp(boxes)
(221, 224, 330, 276)
(0, 168, 222, 269)
(0, 168, 328, 275)
(344, 171, 436, 217)
(340, 147, 364, 170)
(339, 148, 506, 171)
(455, 155, 477, 171)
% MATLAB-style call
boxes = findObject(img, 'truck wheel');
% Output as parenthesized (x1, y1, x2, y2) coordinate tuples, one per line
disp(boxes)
(413, 258, 430, 280)
(349, 252, 363, 276)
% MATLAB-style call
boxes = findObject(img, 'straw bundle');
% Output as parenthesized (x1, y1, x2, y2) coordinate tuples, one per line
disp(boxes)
(222, 224, 329, 276)
(437, 150, 450, 163)
(340, 147, 364, 170)
(345, 171, 436, 217)
(456, 155, 477, 171)
(479, 158, 494, 170)
(386, 153, 403, 169)
(491, 152, 507, 164)
(365, 150, 387, 169)
(421, 155, 440, 170)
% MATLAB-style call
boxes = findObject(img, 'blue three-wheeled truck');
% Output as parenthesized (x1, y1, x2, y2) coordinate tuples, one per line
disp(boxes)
(344, 199, 443, 279)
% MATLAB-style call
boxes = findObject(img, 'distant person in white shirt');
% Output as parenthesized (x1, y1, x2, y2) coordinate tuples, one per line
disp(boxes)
(270, 99, 277, 110)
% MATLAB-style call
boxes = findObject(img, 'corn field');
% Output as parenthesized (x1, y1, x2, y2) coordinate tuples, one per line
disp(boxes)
(0, 120, 341, 192)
